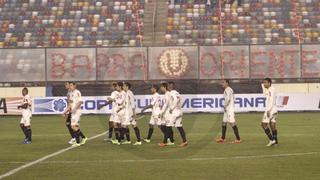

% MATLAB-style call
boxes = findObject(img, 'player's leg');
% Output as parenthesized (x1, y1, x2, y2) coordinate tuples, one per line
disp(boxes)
(270, 117, 278, 145)
(261, 112, 275, 146)
(216, 112, 228, 143)
(145, 116, 156, 142)
(23, 114, 32, 144)
(132, 123, 142, 145)
(20, 117, 27, 141)
(166, 114, 175, 145)
(121, 125, 131, 144)
(107, 120, 114, 140)
(175, 116, 188, 147)
(111, 114, 121, 145)
(70, 113, 84, 146)
(228, 113, 241, 143)
(66, 113, 76, 144)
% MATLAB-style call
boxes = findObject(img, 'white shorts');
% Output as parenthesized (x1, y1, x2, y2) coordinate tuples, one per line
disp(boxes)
(20, 111, 32, 126)
(223, 111, 235, 123)
(149, 114, 163, 126)
(109, 113, 115, 122)
(114, 109, 125, 124)
(71, 112, 81, 126)
(262, 111, 277, 124)
(166, 110, 183, 127)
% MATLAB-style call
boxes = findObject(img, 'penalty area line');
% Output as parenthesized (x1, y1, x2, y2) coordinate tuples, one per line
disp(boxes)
(0, 131, 107, 179)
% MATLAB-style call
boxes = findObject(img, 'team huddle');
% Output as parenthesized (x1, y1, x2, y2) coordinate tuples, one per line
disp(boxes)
(18, 78, 279, 147)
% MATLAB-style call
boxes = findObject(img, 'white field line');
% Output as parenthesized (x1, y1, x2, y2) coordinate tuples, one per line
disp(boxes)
(0, 131, 107, 179)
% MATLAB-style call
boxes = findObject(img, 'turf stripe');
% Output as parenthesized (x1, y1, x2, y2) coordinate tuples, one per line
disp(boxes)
(0, 131, 107, 179)
(2, 151, 319, 165)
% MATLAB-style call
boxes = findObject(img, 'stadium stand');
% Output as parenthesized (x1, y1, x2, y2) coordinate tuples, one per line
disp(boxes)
(0, 0, 145, 48)
(165, 0, 320, 45)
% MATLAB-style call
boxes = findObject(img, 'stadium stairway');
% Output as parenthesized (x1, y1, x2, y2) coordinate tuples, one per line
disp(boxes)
(143, 0, 156, 46)
(154, 0, 169, 46)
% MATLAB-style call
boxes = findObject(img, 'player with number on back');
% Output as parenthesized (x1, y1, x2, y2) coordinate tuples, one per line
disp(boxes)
(18, 87, 32, 144)
(261, 78, 278, 147)
(216, 79, 241, 144)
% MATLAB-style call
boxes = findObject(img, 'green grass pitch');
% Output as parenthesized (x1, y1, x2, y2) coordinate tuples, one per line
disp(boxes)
(0, 112, 320, 180)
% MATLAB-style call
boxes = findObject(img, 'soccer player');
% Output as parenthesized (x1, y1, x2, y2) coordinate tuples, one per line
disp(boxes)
(68, 82, 87, 147)
(111, 82, 126, 145)
(168, 81, 188, 147)
(158, 82, 175, 147)
(261, 78, 278, 146)
(123, 82, 142, 145)
(98, 82, 118, 142)
(216, 79, 241, 143)
(141, 85, 165, 143)
(18, 87, 32, 144)
(63, 82, 76, 145)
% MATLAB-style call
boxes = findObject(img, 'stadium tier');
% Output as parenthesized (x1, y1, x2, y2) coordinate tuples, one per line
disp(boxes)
(165, 0, 320, 45)
(0, 0, 145, 48)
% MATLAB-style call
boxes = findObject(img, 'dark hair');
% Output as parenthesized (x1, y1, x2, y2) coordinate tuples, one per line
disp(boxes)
(160, 82, 168, 89)
(224, 79, 230, 84)
(264, 78, 272, 84)
(112, 82, 117, 87)
(22, 87, 28, 92)
(168, 81, 175, 85)
(69, 82, 76, 85)
(117, 82, 123, 87)
(151, 84, 159, 91)
(124, 82, 131, 89)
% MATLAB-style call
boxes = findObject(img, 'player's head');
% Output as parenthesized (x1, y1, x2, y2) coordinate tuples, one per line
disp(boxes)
(69, 82, 77, 91)
(222, 79, 230, 89)
(151, 84, 159, 93)
(263, 78, 272, 89)
(22, 87, 28, 96)
(160, 82, 168, 93)
(116, 82, 123, 91)
(168, 81, 175, 91)
(123, 82, 131, 91)
(64, 82, 70, 90)
(111, 82, 117, 91)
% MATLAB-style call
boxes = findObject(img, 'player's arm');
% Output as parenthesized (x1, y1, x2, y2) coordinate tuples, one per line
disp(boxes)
(141, 104, 153, 113)
(130, 92, 136, 115)
(98, 99, 112, 110)
(224, 91, 231, 111)
(170, 94, 178, 113)
(160, 97, 169, 117)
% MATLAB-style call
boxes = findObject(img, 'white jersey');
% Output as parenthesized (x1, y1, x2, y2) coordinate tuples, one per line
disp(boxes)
(223, 86, 235, 112)
(151, 92, 161, 114)
(110, 90, 119, 114)
(115, 90, 126, 113)
(263, 85, 277, 113)
(125, 90, 135, 113)
(169, 90, 182, 111)
(69, 89, 82, 114)
(161, 91, 171, 115)
(21, 94, 32, 114)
